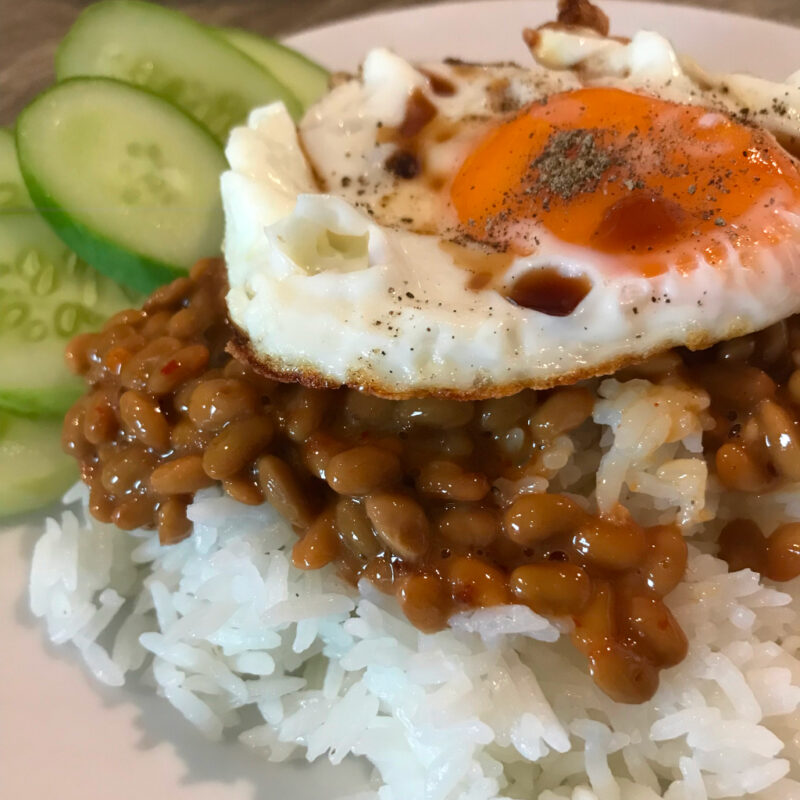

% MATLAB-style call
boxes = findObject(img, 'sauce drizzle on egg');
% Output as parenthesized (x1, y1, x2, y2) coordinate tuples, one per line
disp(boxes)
(507, 268, 592, 316)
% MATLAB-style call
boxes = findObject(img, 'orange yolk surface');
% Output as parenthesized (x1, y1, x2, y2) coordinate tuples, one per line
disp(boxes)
(450, 87, 800, 277)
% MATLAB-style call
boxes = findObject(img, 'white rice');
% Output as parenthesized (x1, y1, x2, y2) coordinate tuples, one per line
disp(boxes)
(29, 377, 800, 799)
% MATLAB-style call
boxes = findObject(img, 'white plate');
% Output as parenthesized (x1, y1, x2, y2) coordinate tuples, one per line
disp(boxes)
(2, 2, 800, 798)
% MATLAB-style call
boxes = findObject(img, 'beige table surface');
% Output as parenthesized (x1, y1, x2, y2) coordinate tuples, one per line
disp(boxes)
(2, 0, 799, 124)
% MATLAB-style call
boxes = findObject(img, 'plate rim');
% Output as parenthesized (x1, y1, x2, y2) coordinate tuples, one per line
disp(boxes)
(284, 0, 800, 50)
(6, 2, 800, 799)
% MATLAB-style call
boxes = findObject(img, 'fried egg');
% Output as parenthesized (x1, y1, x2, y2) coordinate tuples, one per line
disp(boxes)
(222, 31, 800, 399)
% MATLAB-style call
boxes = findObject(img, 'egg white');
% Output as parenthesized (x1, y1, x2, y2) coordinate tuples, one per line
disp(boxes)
(222, 37, 800, 398)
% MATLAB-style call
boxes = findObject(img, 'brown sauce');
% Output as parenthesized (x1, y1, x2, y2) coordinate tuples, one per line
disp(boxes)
(439, 240, 515, 290)
(398, 88, 438, 139)
(419, 68, 457, 97)
(555, 0, 610, 36)
(467, 272, 494, 291)
(593, 190, 688, 253)
(507, 268, 592, 316)
(384, 150, 421, 180)
(379, 89, 439, 182)
(61, 261, 800, 704)
(487, 77, 519, 114)
(376, 88, 438, 147)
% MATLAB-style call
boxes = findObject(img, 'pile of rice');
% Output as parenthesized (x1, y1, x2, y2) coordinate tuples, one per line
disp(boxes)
(29, 376, 800, 799)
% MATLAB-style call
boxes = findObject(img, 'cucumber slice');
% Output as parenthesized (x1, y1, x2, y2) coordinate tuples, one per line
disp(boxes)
(0, 128, 33, 211)
(16, 77, 226, 293)
(218, 28, 329, 112)
(0, 411, 77, 518)
(56, 0, 303, 139)
(0, 212, 138, 417)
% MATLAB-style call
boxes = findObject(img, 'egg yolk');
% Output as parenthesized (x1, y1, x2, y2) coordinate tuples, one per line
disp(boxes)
(450, 87, 800, 276)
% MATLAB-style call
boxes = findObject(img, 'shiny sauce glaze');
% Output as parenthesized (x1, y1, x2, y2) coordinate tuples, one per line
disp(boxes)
(507, 267, 592, 316)
(62, 259, 800, 703)
(682, 320, 800, 580)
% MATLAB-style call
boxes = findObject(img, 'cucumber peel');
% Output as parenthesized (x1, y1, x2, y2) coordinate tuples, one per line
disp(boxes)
(56, 0, 303, 139)
(0, 211, 137, 417)
(16, 77, 226, 294)
(217, 28, 329, 112)
(0, 128, 33, 211)
(0, 411, 78, 518)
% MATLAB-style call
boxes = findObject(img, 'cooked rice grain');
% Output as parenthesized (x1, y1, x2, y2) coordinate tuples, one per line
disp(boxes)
(29, 378, 800, 799)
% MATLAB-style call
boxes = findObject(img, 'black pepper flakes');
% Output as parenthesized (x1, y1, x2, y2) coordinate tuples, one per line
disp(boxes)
(384, 149, 420, 180)
(530, 128, 613, 201)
